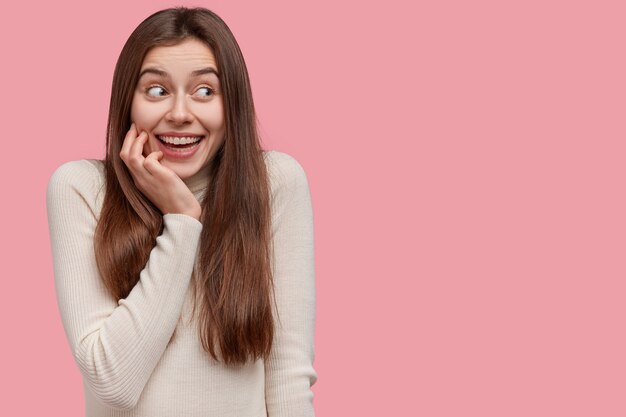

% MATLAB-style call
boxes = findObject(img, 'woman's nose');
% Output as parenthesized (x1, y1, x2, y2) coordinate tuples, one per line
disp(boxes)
(165, 93, 194, 124)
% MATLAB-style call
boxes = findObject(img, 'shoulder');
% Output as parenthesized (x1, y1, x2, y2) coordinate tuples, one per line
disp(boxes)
(48, 159, 104, 185)
(47, 159, 106, 213)
(48, 158, 105, 192)
(263, 150, 309, 196)
(262, 150, 313, 223)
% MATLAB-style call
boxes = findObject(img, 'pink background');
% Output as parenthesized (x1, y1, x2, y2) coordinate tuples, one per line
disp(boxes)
(2, 0, 625, 415)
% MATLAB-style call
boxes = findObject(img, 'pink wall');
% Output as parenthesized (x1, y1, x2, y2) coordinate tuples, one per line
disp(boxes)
(3, 0, 625, 415)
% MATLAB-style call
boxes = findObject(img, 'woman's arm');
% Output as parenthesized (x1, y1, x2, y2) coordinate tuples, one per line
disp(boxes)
(46, 160, 202, 410)
(264, 152, 318, 417)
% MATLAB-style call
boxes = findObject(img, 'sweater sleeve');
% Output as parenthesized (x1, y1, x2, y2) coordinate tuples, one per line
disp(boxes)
(46, 160, 203, 410)
(264, 152, 318, 417)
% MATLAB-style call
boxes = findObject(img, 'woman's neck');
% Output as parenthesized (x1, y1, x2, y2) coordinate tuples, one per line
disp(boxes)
(182, 162, 212, 195)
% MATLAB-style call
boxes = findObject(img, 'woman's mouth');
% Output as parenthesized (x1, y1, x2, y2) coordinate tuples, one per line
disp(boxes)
(156, 134, 205, 148)
(155, 134, 205, 159)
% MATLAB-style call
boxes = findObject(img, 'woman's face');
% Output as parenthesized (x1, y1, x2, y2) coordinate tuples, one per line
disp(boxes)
(130, 37, 226, 180)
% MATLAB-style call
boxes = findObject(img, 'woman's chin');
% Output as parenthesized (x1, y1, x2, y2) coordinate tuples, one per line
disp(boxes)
(163, 162, 197, 180)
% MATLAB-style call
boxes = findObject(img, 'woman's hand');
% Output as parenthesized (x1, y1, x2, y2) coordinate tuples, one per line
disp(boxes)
(119, 123, 202, 221)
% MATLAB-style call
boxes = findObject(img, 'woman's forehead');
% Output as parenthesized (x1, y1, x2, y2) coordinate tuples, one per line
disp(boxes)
(141, 38, 217, 69)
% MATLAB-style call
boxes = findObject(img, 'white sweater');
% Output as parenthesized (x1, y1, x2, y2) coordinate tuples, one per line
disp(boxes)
(46, 150, 317, 417)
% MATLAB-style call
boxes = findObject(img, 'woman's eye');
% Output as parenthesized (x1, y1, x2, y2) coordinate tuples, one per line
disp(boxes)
(143, 85, 214, 98)
(196, 87, 215, 97)
(146, 86, 166, 97)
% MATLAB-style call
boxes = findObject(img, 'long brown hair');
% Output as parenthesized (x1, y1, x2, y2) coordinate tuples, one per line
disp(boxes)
(94, 6, 275, 365)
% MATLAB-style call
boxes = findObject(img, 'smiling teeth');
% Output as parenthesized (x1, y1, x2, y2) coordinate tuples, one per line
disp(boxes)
(157, 135, 203, 145)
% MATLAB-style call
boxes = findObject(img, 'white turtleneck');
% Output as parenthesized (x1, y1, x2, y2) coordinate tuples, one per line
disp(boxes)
(46, 150, 317, 417)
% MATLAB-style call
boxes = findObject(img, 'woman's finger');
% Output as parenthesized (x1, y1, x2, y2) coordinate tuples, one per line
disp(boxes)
(119, 123, 139, 160)
(126, 132, 152, 182)
(130, 131, 148, 163)
(141, 135, 151, 158)
(143, 151, 163, 176)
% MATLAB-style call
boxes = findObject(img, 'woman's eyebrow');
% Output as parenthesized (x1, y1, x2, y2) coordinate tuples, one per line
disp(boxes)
(138, 67, 220, 80)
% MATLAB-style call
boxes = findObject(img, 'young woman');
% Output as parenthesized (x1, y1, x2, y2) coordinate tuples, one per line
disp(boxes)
(46, 7, 317, 416)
